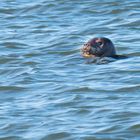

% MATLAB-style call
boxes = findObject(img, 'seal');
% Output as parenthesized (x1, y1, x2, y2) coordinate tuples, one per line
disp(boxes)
(81, 37, 126, 59)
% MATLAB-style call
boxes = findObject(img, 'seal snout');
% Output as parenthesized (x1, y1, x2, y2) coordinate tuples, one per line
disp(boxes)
(81, 43, 95, 58)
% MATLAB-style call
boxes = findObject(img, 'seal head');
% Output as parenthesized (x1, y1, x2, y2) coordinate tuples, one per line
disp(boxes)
(82, 37, 116, 58)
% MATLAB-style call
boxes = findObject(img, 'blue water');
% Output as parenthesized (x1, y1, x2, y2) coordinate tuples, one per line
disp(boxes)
(0, 0, 140, 140)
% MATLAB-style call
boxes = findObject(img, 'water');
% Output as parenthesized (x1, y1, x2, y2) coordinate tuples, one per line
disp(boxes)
(0, 0, 140, 139)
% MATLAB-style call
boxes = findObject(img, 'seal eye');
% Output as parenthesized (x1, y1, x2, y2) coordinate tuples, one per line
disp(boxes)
(97, 42, 102, 46)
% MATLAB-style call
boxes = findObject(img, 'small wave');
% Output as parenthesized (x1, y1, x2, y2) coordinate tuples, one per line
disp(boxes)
(0, 136, 23, 140)
(0, 85, 26, 92)
(41, 132, 71, 140)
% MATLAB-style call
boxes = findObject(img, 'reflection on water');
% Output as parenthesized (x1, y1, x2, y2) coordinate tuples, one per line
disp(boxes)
(0, 0, 140, 139)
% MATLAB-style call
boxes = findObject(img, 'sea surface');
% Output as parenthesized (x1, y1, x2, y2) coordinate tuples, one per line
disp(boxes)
(0, 0, 140, 140)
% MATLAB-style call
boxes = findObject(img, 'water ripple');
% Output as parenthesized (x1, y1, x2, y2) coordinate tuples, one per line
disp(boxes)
(0, 0, 140, 139)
